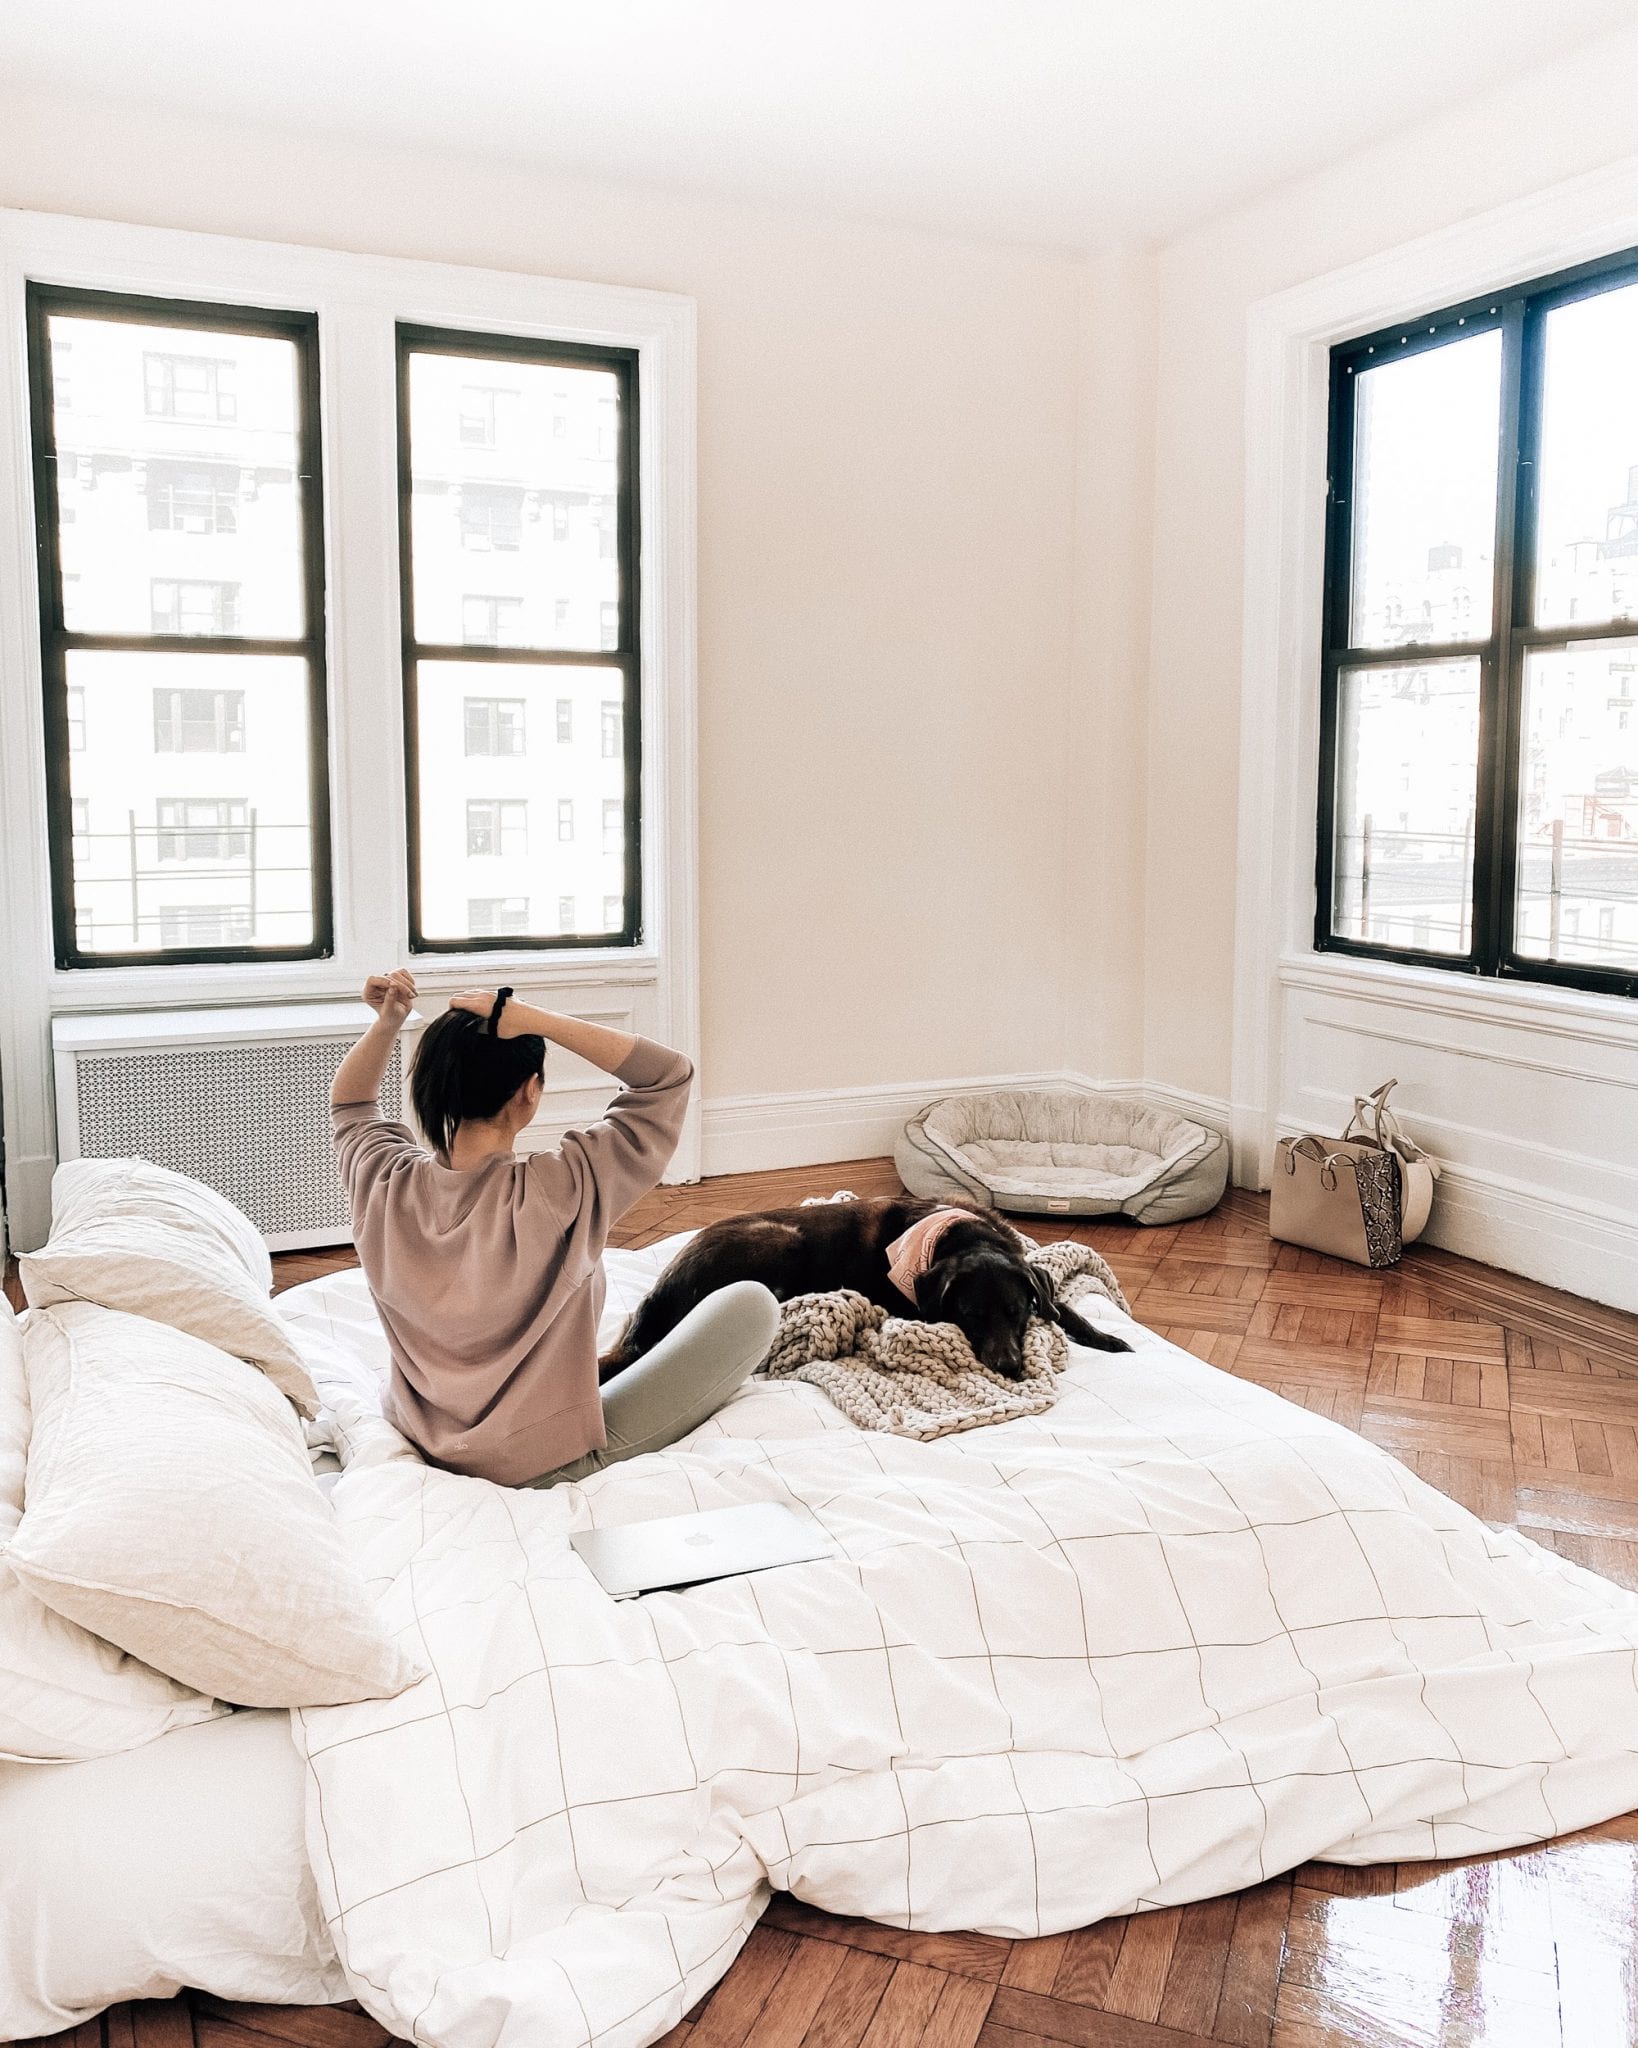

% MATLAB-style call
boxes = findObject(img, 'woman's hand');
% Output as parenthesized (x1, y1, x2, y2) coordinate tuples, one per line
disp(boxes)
(449, 989, 547, 1039)
(363, 969, 417, 1032)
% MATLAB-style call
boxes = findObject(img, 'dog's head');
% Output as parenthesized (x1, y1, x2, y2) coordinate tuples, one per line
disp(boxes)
(917, 1247, 1055, 1379)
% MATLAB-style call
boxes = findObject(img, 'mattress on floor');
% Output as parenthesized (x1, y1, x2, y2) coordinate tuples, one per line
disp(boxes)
(275, 1250, 1638, 2048)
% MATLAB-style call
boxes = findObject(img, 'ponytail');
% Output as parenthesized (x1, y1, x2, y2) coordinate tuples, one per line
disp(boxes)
(409, 1008, 545, 1159)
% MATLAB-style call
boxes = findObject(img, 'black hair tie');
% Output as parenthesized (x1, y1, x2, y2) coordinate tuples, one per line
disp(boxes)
(488, 986, 514, 1035)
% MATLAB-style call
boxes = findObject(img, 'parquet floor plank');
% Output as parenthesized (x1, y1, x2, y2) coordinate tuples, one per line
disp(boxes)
(18, 1160, 1638, 2048)
(792, 1949, 896, 2048)
(188, 1998, 390, 2048)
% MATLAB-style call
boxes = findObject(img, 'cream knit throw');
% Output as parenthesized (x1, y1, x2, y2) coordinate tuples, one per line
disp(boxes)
(761, 1238, 1130, 1441)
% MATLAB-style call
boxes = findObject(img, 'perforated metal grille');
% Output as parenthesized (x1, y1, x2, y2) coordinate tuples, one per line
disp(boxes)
(71, 1037, 404, 1238)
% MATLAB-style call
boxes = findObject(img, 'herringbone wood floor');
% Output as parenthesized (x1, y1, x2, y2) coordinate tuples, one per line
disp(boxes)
(17, 1159, 1638, 2048)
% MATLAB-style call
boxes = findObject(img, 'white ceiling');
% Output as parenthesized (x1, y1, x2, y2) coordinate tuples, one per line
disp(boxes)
(2, 0, 1633, 250)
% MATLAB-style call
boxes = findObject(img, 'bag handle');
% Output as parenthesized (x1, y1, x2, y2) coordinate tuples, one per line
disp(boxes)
(1283, 1134, 1355, 1191)
(1342, 1079, 1439, 1173)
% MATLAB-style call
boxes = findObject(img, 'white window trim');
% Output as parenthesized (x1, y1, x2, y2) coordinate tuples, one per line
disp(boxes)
(0, 209, 699, 1243)
(1232, 153, 1638, 1185)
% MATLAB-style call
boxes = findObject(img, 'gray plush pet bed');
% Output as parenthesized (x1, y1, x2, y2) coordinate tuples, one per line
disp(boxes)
(895, 1088, 1228, 1225)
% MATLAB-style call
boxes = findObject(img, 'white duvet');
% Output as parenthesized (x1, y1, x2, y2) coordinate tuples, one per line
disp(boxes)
(279, 1242, 1638, 2048)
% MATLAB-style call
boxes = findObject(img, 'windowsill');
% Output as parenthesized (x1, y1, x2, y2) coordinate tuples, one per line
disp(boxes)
(47, 945, 663, 1014)
(1278, 949, 1638, 1046)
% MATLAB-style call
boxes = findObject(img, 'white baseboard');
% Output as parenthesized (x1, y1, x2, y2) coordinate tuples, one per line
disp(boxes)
(698, 1071, 1238, 1181)
(699, 1071, 1063, 1179)
(1064, 1073, 1236, 1142)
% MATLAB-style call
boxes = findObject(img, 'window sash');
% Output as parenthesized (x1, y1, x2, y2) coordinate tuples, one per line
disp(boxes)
(26, 283, 332, 969)
(396, 321, 643, 954)
(1317, 247, 1638, 1001)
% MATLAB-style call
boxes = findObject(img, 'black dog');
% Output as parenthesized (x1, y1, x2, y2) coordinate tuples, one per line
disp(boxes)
(602, 1197, 1130, 1380)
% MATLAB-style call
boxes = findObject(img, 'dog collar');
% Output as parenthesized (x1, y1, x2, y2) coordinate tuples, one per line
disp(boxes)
(885, 1208, 971, 1303)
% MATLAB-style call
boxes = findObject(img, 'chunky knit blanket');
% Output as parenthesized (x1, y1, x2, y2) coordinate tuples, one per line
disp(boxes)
(761, 1237, 1131, 1440)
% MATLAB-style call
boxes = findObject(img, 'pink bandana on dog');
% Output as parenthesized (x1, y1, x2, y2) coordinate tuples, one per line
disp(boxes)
(885, 1207, 971, 1304)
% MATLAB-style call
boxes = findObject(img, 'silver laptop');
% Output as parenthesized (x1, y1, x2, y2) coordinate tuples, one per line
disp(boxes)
(570, 1502, 835, 1601)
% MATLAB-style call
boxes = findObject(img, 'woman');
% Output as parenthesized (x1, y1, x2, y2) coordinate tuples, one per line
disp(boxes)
(330, 970, 777, 1488)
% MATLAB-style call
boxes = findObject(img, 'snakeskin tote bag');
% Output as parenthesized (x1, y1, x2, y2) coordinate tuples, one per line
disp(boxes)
(1270, 1079, 1439, 1268)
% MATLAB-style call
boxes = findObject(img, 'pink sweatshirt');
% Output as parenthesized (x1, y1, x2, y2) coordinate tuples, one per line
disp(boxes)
(332, 1036, 693, 1485)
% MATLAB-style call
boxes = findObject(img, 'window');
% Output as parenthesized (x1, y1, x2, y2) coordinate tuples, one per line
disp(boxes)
(602, 894, 623, 929)
(558, 894, 576, 928)
(153, 686, 246, 754)
(151, 578, 241, 636)
(601, 700, 621, 758)
(146, 461, 239, 535)
(399, 324, 639, 949)
(468, 896, 529, 937)
(158, 904, 253, 948)
(463, 696, 526, 756)
(1319, 249, 1638, 996)
(457, 383, 516, 447)
(465, 798, 528, 857)
(460, 594, 523, 648)
(144, 352, 236, 422)
(156, 798, 250, 862)
(70, 798, 89, 843)
(27, 286, 328, 965)
(457, 483, 523, 552)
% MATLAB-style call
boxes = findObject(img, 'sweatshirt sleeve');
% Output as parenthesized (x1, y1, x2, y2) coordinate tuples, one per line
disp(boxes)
(527, 1036, 693, 1256)
(332, 1099, 420, 1220)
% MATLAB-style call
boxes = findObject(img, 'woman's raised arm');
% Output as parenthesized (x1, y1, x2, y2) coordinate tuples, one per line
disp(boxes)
(332, 970, 417, 1107)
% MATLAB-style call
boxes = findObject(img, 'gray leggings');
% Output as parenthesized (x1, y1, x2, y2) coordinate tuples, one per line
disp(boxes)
(528, 1280, 780, 1488)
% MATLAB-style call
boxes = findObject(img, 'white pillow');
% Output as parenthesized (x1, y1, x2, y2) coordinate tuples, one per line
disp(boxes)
(0, 1296, 226, 1762)
(7, 1303, 422, 1710)
(18, 1157, 318, 1418)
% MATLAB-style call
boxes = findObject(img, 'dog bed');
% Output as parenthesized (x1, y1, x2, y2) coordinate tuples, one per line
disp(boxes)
(896, 1088, 1228, 1224)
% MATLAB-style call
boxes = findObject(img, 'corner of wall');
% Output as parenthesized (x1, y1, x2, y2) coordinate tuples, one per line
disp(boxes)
(1060, 238, 1158, 1091)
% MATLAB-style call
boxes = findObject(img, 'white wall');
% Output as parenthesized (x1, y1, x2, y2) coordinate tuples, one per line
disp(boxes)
(1148, 21, 1638, 1307)
(0, 88, 1099, 1163)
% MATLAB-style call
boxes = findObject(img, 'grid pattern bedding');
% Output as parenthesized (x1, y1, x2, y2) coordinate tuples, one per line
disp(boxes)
(276, 1243, 1638, 2048)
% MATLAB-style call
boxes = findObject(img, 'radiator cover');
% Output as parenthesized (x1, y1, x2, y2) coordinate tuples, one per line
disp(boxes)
(52, 1004, 405, 1249)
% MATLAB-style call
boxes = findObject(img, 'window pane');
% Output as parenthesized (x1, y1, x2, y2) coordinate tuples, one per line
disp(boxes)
(1331, 658, 1481, 955)
(405, 350, 620, 653)
(1349, 331, 1502, 649)
(415, 660, 628, 943)
(46, 313, 306, 638)
(65, 650, 314, 955)
(1515, 639, 1638, 971)
(1534, 280, 1638, 631)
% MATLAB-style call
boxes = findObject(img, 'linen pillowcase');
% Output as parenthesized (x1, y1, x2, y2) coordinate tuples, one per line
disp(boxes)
(7, 1302, 422, 1709)
(0, 1295, 226, 1762)
(18, 1157, 319, 1418)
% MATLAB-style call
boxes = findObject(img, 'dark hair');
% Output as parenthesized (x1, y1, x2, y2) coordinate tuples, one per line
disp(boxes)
(409, 1009, 546, 1159)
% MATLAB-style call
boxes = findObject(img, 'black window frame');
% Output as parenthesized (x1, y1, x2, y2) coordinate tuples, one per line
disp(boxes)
(397, 321, 642, 954)
(26, 282, 332, 969)
(1318, 243, 1638, 1001)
